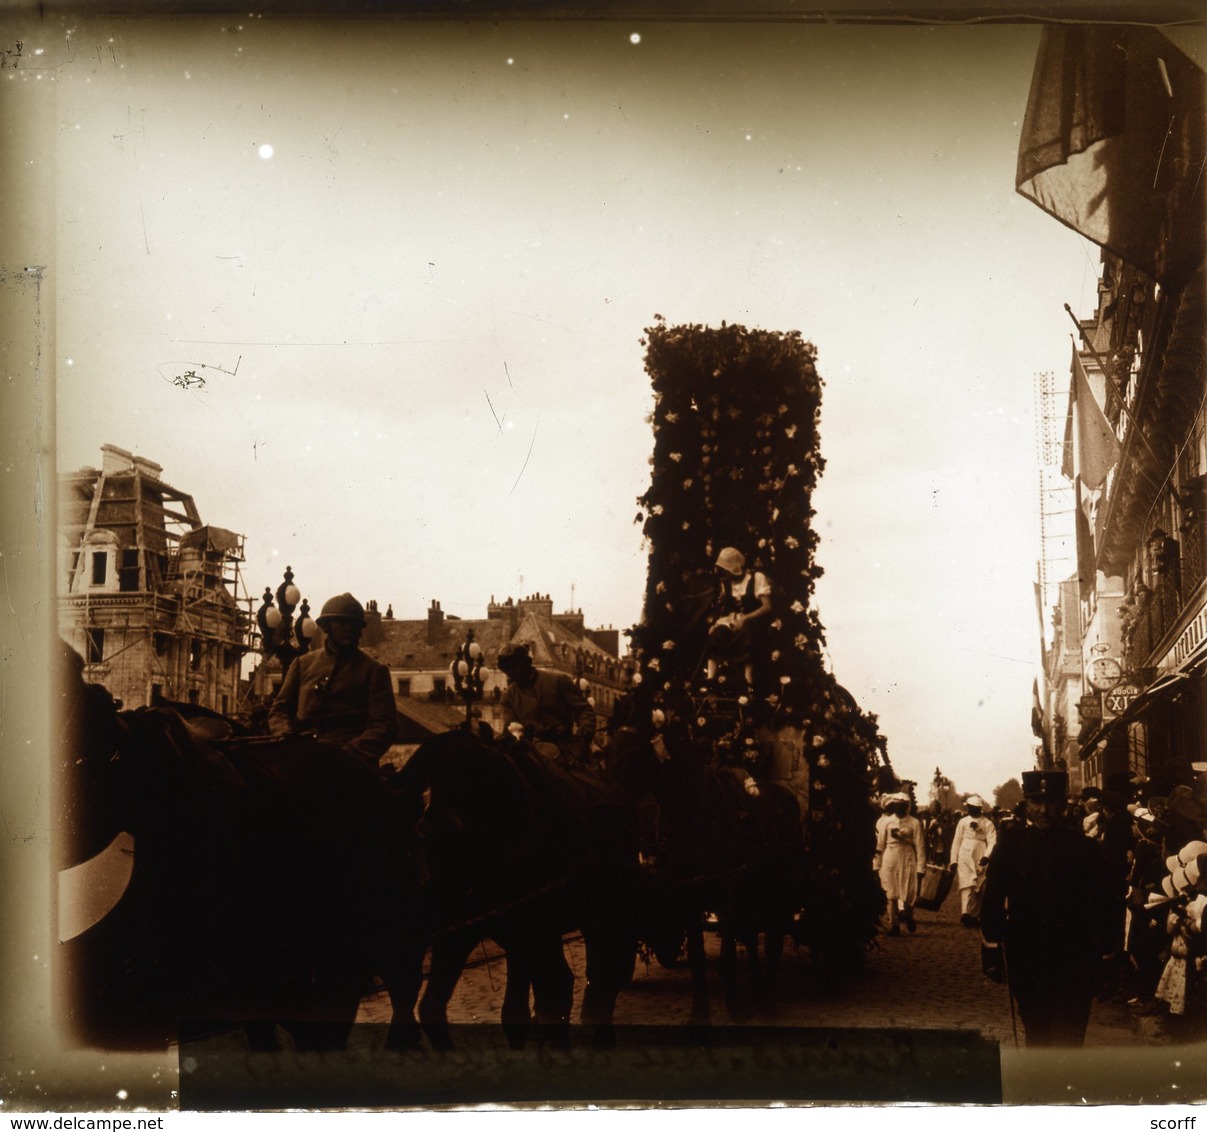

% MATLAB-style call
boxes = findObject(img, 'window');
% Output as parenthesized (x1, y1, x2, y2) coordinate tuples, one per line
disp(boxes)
(188, 688, 200, 705)
(150, 683, 162, 704)
(91, 551, 108, 586)
(118, 549, 140, 592)
(430, 677, 447, 701)
(190, 640, 202, 670)
(396, 678, 411, 697)
(85, 627, 105, 663)
(221, 694, 229, 714)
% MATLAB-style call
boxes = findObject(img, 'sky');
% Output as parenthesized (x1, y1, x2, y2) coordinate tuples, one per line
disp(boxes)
(43, 14, 1107, 800)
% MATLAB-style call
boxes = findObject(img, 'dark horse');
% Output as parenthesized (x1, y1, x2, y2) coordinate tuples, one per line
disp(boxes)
(394, 729, 640, 1049)
(606, 709, 803, 1025)
(56, 641, 425, 1052)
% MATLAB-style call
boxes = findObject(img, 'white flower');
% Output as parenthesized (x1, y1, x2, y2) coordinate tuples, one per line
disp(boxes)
(651, 709, 666, 728)
(770, 651, 781, 662)
(656, 581, 667, 594)
(683, 478, 694, 489)
(786, 464, 798, 475)
(795, 634, 808, 649)
(785, 424, 798, 438)
(780, 675, 792, 685)
(652, 504, 664, 515)
(665, 412, 679, 423)
(669, 452, 682, 463)
(771, 619, 783, 631)
(790, 600, 805, 613)
(648, 657, 661, 671)
(812, 735, 826, 748)
(662, 640, 676, 650)
(784, 536, 799, 549)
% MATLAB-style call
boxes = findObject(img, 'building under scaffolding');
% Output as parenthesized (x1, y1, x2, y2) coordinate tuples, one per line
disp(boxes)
(58, 444, 252, 713)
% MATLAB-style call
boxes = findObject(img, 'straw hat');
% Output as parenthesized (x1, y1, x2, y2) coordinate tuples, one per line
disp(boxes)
(1165, 840, 1207, 873)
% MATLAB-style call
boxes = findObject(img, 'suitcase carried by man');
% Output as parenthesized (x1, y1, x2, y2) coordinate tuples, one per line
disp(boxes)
(914, 863, 954, 911)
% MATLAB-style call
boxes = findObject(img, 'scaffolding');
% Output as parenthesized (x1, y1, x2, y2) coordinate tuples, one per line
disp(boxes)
(58, 446, 254, 712)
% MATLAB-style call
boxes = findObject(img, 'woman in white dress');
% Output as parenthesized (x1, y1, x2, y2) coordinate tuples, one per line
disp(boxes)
(874, 793, 926, 936)
(949, 795, 997, 927)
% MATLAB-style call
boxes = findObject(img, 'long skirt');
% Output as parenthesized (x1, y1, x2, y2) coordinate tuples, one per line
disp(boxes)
(879, 844, 919, 905)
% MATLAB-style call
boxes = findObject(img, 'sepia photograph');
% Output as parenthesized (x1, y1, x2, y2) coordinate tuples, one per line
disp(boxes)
(1, 0, 1206, 1116)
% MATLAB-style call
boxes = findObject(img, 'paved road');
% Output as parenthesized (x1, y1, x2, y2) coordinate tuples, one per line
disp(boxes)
(356, 887, 1135, 1048)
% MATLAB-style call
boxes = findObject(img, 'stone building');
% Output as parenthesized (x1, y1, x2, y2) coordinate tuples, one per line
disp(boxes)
(58, 444, 252, 713)
(359, 592, 633, 745)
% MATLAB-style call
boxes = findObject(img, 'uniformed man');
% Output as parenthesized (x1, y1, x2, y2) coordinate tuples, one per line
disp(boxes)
(979, 769, 1116, 1047)
(268, 592, 398, 761)
(497, 641, 596, 765)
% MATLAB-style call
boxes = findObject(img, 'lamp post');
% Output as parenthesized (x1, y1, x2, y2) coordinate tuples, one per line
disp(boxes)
(450, 628, 490, 731)
(256, 565, 318, 681)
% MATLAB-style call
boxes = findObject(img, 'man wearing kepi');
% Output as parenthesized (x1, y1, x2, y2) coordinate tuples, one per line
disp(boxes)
(949, 795, 996, 928)
(498, 641, 596, 765)
(269, 592, 398, 761)
(979, 769, 1115, 1046)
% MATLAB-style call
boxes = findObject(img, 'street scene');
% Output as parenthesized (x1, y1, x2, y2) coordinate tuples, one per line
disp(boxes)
(3, 6, 1207, 1117)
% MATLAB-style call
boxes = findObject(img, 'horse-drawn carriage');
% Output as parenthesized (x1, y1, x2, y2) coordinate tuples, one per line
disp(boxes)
(57, 579, 882, 1052)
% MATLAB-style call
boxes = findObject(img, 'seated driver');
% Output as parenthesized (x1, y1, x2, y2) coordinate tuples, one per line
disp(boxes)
(497, 641, 596, 766)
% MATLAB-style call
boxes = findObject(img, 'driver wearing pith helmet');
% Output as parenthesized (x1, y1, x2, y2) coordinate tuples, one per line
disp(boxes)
(269, 591, 398, 761)
(498, 641, 596, 766)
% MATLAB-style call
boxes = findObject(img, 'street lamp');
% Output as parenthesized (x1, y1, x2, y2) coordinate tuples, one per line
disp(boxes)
(450, 628, 490, 731)
(256, 565, 318, 677)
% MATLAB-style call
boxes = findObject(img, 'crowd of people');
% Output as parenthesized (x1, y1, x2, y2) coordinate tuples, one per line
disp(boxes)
(873, 768, 1207, 1047)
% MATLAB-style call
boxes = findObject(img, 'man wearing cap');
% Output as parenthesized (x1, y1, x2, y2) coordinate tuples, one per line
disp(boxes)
(979, 769, 1116, 1046)
(269, 592, 398, 761)
(497, 641, 596, 766)
(704, 547, 772, 686)
(949, 796, 996, 928)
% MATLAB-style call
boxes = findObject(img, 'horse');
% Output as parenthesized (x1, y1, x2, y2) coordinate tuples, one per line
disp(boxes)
(393, 728, 640, 1049)
(56, 640, 426, 1052)
(605, 709, 804, 1025)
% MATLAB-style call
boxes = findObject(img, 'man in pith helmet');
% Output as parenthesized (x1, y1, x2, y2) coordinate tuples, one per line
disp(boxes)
(269, 592, 398, 761)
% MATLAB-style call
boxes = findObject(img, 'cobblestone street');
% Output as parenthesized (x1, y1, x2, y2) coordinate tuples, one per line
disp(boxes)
(355, 888, 1135, 1047)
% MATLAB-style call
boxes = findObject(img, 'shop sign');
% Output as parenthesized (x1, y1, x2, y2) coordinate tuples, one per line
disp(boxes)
(1105, 684, 1141, 715)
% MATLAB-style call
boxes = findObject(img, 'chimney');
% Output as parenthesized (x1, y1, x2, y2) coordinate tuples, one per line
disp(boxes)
(100, 444, 135, 475)
(363, 599, 383, 645)
(132, 455, 164, 480)
(427, 599, 444, 645)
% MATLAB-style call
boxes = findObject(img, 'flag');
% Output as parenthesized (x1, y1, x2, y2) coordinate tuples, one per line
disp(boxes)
(1074, 475, 1097, 599)
(1016, 25, 1207, 290)
(1071, 346, 1120, 491)
(1031, 677, 1046, 739)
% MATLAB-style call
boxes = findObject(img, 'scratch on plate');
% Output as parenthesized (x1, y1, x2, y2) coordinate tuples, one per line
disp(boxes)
(509, 410, 541, 496)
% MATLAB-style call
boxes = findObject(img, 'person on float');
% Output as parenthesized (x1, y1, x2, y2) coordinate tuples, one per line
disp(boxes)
(703, 546, 772, 687)
(268, 591, 398, 762)
(948, 795, 997, 928)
